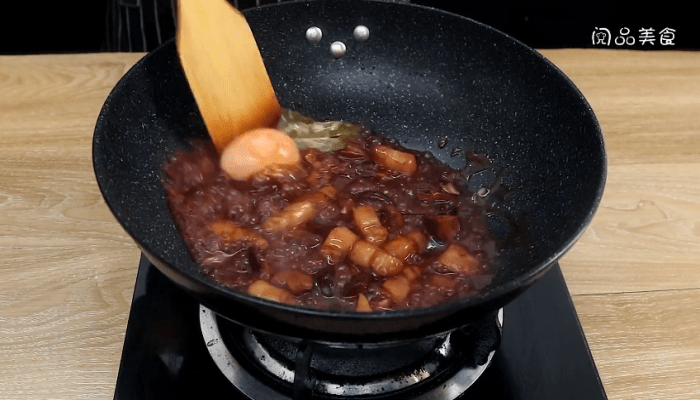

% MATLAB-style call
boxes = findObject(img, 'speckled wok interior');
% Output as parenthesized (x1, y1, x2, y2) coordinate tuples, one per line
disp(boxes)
(93, 0, 605, 343)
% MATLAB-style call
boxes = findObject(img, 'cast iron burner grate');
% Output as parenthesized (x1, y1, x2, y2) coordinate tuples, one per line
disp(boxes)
(200, 306, 503, 399)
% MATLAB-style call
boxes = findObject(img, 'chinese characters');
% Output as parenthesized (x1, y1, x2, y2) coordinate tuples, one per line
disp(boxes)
(592, 27, 676, 46)
(659, 28, 676, 45)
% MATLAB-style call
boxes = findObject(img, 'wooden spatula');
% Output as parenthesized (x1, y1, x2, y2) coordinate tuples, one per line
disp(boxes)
(177, 0, 281, 152)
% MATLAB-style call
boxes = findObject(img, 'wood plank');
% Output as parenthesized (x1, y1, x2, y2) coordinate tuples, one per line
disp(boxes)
(541, 50, 700, 166)
(574, 289, 700, 400)
(0, 53, 143, 399)
(561, 163, 700, 295)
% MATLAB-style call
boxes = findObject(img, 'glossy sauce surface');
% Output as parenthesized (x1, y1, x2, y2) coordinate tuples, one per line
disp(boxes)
(163, 132, 496, 311)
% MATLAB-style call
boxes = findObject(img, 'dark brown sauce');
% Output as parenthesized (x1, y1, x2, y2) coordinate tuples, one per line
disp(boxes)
(163, 131, 497, 311)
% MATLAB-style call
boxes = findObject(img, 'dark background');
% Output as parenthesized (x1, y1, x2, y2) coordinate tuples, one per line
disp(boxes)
(0, 0, 696, 54)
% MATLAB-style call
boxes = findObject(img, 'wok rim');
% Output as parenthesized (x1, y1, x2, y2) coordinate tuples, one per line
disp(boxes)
(93, 0, 606, 331)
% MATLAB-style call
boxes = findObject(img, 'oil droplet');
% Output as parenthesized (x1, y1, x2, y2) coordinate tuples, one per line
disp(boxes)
(477, 187, 489, 197)
(438, 136, 449, 149)
(451, 147, 462, 157)
(427, 238, 443, 250)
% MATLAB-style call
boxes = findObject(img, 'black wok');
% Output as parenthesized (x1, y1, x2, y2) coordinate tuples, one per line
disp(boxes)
(93, 0, 605, 343)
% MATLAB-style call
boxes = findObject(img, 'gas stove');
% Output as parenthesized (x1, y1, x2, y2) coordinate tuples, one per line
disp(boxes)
(113, 254, 607, 399)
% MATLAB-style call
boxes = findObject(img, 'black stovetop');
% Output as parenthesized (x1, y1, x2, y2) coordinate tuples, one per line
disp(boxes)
(113, 254, 607, 399)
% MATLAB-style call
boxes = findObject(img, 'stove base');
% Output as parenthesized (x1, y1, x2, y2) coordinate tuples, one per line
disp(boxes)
(113, 255, 607, 400)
